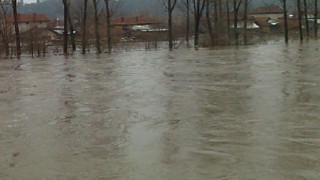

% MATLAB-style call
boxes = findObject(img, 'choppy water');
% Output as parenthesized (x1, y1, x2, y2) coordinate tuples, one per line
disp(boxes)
(1, 40, 320, 179)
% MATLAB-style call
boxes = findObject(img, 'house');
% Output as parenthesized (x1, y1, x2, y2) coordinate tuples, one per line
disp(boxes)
(7, 13, 50, 33)
(254, 17, 282, 32)
(111, 16, 159, 30)
(20, 26, 61, 41)
(249, 5, 283, 20)
(111, 16, 164, 39)
(222, 13, 260, 30)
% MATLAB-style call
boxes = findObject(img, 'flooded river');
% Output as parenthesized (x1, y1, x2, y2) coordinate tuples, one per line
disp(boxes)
(1, 40, 320, 179)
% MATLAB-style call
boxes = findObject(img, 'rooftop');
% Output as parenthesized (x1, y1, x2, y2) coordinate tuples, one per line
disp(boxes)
(249, 5, 283, 14)
(7, 13, 50, 23)
(111, 16, 158, 26)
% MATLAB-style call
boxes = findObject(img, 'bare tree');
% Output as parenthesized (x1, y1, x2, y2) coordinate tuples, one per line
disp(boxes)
(303, 0, 310, 37)
(93, 0, 101, 53)
(102, 0, 122, 53)
(233, 0, 242, 45)
(162, 0, 178, 51)
(315, 0, 318, 38)
(104, 0, 112, 53)
(11, 0, 21, 57)
(206, 0, 214, 46)
(0, 0, 10, 56)
(297, 0, 303, 41)
(193, 0, 206, 49)
(280, 0, 289, 43)
(243, 0, 248, 45)
(81, 0, 88, 54)
(178, 0, 191, 46)
(226, 0, 231, 44)
(186, 0, 190, 46)
(62, 0, 68, 54)
(68, 1, 76, 52)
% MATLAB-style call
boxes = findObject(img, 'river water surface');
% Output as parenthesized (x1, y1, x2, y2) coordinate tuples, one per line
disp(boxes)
(1, 41, 320, 179)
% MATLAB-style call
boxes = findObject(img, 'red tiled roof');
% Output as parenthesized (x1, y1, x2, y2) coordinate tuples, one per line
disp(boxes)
(111, 16, 158, 26)
(7, 14, 50, 23)
(250, 6, 283, 14)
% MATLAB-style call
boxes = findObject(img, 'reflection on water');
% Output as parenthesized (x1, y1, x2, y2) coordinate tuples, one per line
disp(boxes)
(1, 41, 320, 179)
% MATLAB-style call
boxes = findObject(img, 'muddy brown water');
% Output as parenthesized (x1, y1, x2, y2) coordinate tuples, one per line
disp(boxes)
(1, 41, 320, 179)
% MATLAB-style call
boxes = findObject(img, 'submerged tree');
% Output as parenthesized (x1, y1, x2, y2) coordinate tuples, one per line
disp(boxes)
(179, 0, 191, 45)
(206, 0, 214, 46)
(0, 0, 10, 56)
(314, 0, 318, 38)
(243, 0, 248, 45)
(68, 1, 76, 52)
(161, 0, 178, 51)
(233, 0, 242, 45)
(193, 0, 206, 49)
(93, 0, 101, 53)
(280, 0, 289, 43)
(226, 0, 231, 44)
(104, 0, 112, 53)
(62, 0, 69, 54)
(303, 0, 309, 37)
(11, 0, 21, 57)
(297, 0, 303, 42)
(81, 0, 88, 54)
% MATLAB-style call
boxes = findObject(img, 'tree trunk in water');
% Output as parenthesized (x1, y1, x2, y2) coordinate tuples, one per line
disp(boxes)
(0, 29, 9, 56)
(0, 5, 10, 57)
(93, 0, 101, 53)
(186, 0, 190, 46)
(193, 0, 205, 49)
(314, 0, 318, 38)
(194, 20, 200, 49)
(82, 0, 88, 54)
(303, 0, 310, 37)
(283, 0, 289, 43)
(1, 34, 10, 56)
(11, 0, 21, 57)
(63, 0, 68, 54)
(105, 0, 112, 54)
(233, 0, 239, 45)
(168, 0, 173, 51)
(243, 0, 248, 45)
(206, 0, 214, 46)
(213, 0, 218, 45)
(227, 0, 230, 45)
(68, 9, 76, 51)
(297, 0, 303, 42)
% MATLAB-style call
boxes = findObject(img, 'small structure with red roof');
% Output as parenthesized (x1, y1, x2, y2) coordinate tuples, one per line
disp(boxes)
(7, 13, 50, 33)
(249, 5, 283, 20)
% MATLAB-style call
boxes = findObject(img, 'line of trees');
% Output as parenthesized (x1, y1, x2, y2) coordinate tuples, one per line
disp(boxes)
(166, 0, 319, 50)
(0, 0, 121, 57)
(0, 0, 320, 57)
(280, 0, 319, 43)
(61, 0, 119, 55)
